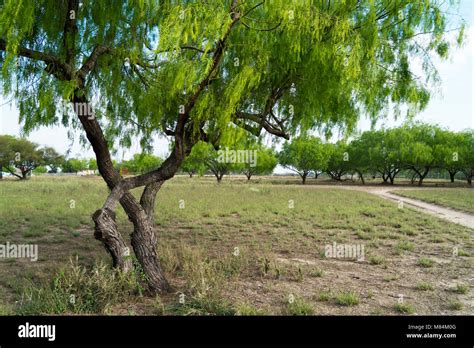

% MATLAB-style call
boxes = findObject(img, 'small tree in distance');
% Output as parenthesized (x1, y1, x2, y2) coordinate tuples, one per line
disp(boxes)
(279, 136, 328, 184)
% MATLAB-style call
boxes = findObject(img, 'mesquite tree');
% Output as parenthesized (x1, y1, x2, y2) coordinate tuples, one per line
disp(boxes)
(0, 0, 461, 292)
(279, 136, 329, 184)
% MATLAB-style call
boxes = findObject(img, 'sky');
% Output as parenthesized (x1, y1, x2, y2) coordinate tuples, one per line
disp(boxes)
(1, 2, 473, 166)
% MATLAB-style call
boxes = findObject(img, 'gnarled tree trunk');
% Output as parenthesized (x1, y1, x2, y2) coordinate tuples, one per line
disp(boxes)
(92, 208, 133, 272)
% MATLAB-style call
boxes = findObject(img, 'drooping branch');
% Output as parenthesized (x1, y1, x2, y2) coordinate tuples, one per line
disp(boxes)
(0, 39, 73, 79)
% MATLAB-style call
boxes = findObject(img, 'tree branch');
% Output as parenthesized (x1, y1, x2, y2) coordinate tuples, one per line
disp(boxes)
(63, 0, 79, 66)
(0, 39, 73, 79)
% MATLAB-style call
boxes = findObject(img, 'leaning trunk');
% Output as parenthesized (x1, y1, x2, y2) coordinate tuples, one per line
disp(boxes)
(92, 208, 133, 272)
(418, 168, 429, 186)
(356, 170, 365, 185)
(388, 173, 394, 185)
(130, 207, 171, 292)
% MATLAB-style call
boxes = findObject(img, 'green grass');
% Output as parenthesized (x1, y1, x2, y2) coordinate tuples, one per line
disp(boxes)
(418, 257, 434, 268)
(369, 255, 386, 265)
(391, 189, 474, 214)
(394, 302, 415, 314)
(416, 282, 434, 291)
(335, 291, 360, 306)
(448, 300, 463, 311)
(0, 176, 472, 315)
(283, 296, 314, 315)
(451, 284, 469, 294)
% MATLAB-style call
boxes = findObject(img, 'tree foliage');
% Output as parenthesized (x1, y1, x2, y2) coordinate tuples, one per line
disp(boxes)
(0, 135, 43, 179)
(123, 154, 163, 175)
(279, 136, 329, 184)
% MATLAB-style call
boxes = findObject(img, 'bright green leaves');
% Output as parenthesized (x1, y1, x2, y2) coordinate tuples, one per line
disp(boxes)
(279, 136, 330, 177)
(0, 0, 466, 152)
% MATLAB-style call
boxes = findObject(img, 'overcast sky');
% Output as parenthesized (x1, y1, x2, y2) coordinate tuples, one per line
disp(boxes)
(1, 2, 473, 164)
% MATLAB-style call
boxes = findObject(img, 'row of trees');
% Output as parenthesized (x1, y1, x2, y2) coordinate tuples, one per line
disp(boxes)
(0, 135, 176, 178)
(279, 124, 474, 185)
(182, 138, 278, 182)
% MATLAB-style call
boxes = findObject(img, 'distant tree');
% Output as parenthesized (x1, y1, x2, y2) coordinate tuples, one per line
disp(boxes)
(33, 166, 47, 174)
(401, 124, 444, 186)
(349, 129, 404, 185)
(88, 158, 98, 171)
(196, 142, 233, 183)
(278, 136, 326, 184)
(242, 145, 278, 180)
(38, 147, 64, 173)
(61, 158, 88, 173)
(181, 145, 207, 178)
(0, 135, 42, 179)
(458, 130, 474, 185)
(123, 154, 163, 175)
(326, 141, 351, 181)
(436, 130, 465, 183)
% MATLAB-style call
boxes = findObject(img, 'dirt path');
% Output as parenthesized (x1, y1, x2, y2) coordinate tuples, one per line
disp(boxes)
(334, 186, 474, 230)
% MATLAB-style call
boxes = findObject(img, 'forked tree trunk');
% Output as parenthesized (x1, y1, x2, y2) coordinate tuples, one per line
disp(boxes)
(216, 172, 225, 183)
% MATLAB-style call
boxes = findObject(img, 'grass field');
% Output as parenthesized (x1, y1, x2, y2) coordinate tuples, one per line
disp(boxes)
(391, 189, 474, 214)
(0, 176, 472, 315)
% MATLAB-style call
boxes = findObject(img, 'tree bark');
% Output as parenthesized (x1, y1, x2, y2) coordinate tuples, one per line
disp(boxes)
(74, 97, 171, 292)
(356, 170, 365, 184)
(464, 171, 472, 185)
(92, 208, 133, 272)
(301, 172, 307, 184)
(140, 181, 164, 221)
(448, 170, 456, 183)
(418, 168, 429, 186)
(128, 199, 171, 292)
(410, 172, 418, 185)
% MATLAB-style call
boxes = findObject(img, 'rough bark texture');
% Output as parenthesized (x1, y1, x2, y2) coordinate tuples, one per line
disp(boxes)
(130, 207, 171, 292)
(92, 208, 133, 272)
(140, 181, 165, 221)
